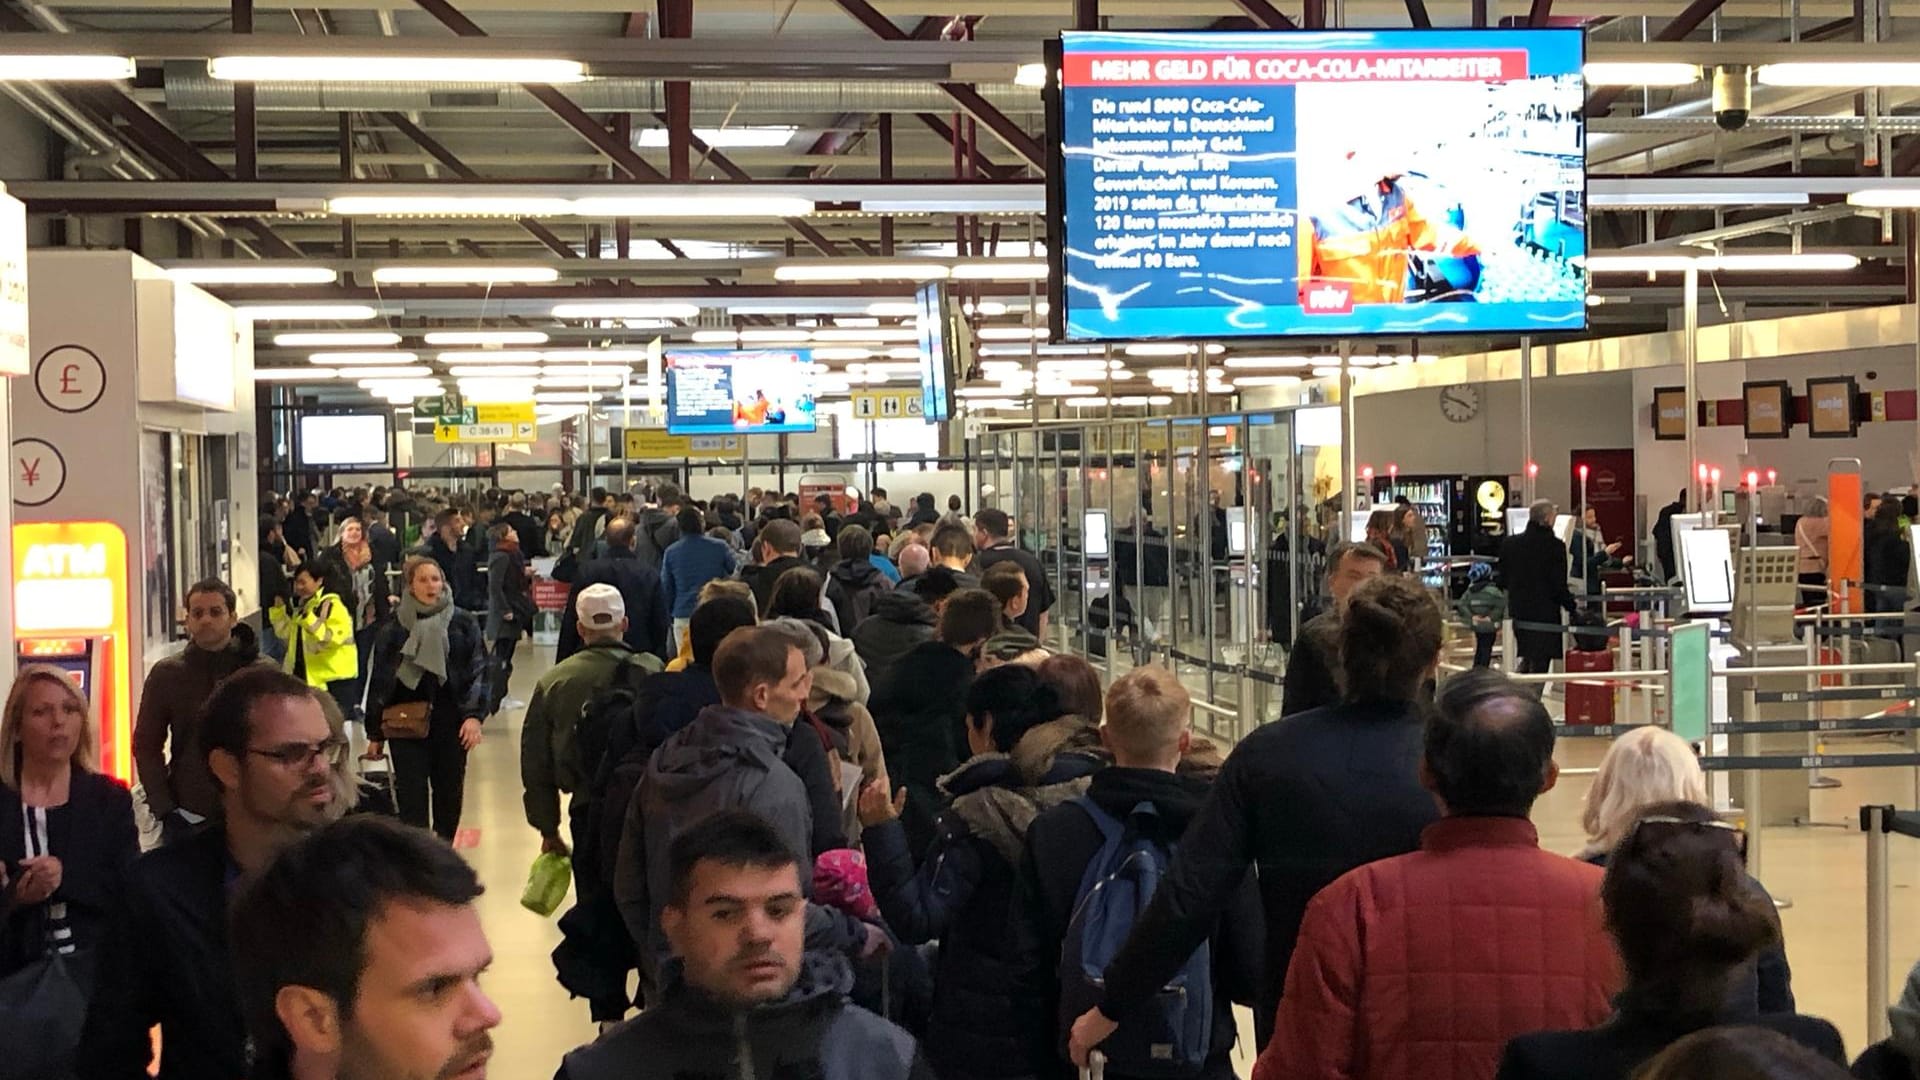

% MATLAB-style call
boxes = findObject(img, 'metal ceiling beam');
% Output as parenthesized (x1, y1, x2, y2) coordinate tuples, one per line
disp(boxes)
(917, 112, 1014, 180)
(232, 0, 255, 180)
(1585, 0, 1730, 116)
(408, 0, 665, 180)
(1226, 0, 1297, 31)
(1404, 0, 1433, 29)
(1525, 0, 1550, 27)
(826, 0, 1043, 171)
(375, 110, 579, 258)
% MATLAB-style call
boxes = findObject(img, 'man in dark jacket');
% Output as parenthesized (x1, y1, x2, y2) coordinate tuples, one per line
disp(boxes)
(1280, 541, 1388, 717)
(614, 627, 869, 997)
(971, 508, 1055, 638)
(283, 490, 319, 560)
(631, 483, 684, 572)
(1651, 489, 1686, 583)
(852, 588, 937, 693)
(827, 525, 891, 634)
(558, 517, 673, 665)
(1067, 575, 1444, 1061)
(1499, 499, 1578, 675)
(419, 508, 481, 611)
(908, 492, 941, 528)
(230, 817, 500, 1080)
(866, 588, 999, 858)
(743, 517, 809, 615)
(79, 668, 339, 1080)
(1018, 665, 1262, 1080)
(134, 578, 274, 841)
(502, 491, 546, 561)
(661, 505, 736, 642)
(563, 811, 930, 1080)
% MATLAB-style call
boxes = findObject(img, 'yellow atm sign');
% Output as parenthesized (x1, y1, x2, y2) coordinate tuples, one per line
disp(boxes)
(435, 402, 537, 443)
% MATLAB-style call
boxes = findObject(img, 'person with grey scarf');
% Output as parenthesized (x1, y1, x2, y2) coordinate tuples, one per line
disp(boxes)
(365, 555, 490, 841)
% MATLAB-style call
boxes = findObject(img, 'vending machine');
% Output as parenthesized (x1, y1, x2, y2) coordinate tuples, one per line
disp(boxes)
(1372, 474, 1516, 590)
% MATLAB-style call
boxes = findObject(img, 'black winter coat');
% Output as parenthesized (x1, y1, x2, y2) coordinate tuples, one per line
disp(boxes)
(557, 548, 673, 664)
(865, 719, 1104, 1080)
(1865, 528, 1912, 613)
(0, 768, 137, 976)
(1853, 1039, 1920, 1080)
(853, 590, 937, 693)
(364, 607, 492, 738)
(1016, 766, 1262, 1080)
(76, 827, 245, 1080)
(828, 557, 892, 635)
(745, 554, 811, 615)
(1499, 524, 1577, 664)
(1280, 611, 1340, 718)
(1095, 698, 1439, 1046)
(420, 534, 482, 611)
(1497, 1000, 1845, 1080)
(869, 640, 974, 858)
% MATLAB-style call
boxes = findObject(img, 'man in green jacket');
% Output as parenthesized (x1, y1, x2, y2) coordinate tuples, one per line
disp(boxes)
(521, 584, 661, 858)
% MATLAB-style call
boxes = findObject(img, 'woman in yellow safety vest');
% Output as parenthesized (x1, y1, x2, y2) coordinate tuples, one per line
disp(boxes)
(270, 560, 360, 719)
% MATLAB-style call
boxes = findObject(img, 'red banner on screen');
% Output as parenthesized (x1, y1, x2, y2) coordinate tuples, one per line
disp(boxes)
(1062, 50, 1531, 87)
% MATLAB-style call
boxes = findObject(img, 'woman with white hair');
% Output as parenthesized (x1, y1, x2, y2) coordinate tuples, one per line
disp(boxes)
(1580, 725, 1795, 1012)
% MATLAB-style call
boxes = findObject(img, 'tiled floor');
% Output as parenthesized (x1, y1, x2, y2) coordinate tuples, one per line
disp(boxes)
(448, 642, 1916, 1077)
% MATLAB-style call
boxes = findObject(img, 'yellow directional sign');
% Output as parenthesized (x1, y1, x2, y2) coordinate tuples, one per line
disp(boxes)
(850, 388, 924, 420)
(623, 428, 742, 460)
(434, 401, 537, 444)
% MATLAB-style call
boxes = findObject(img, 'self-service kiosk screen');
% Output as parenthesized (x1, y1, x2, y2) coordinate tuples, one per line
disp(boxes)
(1226, 506, 1248, 556)
(1083, 509, 1111, 559)
(1678, 526, 1735, 614)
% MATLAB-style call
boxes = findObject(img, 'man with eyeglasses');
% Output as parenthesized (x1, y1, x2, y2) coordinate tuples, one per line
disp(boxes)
(78, 667, 341, 1080)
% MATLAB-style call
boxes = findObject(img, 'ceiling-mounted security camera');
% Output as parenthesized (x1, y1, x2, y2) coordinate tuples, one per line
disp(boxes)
(1713, 65, 1752, 131)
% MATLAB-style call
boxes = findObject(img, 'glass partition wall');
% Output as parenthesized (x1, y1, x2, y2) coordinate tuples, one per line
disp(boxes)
(989, 406, 1320, 747)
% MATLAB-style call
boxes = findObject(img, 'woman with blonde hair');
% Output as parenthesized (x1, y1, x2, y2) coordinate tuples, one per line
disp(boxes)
(0, 666, 138, 992)
(1579, 725, 1794, 1012)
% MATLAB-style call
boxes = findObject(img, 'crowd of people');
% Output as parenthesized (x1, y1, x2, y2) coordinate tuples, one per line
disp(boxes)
(5, 477, 1920, 1080)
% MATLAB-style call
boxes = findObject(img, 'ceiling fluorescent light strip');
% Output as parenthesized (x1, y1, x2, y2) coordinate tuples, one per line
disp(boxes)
(167, 265, 338, 285)
(550, 302, 701, 320)
(1757, 62, 1920, 87)
(1583, 62, 1701, 86)
(773, 263, 950, 283)
(208, 56, 586, 83)
(421, 330, 551, 346)
(0, 55, 135, 81)
(272, 331, 402, 347)
(371, 266, 560, 285)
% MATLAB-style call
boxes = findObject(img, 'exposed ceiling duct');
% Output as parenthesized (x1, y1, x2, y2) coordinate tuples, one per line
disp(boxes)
(161, 68, 1042, 116)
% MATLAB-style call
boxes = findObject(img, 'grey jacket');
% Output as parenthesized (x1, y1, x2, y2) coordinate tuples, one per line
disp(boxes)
(614, 705, 815, 963)
(555, 952, 933, 1080)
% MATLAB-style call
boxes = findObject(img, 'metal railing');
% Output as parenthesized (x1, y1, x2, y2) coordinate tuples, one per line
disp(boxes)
(1860, 804, 1920, 1045)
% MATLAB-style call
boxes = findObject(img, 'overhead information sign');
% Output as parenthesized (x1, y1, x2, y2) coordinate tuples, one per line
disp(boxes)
(624, 428, 743, 460)
(434, 401, 536, 443)
(851, 388, 924, 420)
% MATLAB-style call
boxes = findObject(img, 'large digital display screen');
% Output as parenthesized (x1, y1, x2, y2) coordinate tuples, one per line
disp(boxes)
(1048, 29, 1587, 341)
(665, 350, 818, 435)
(298, 413, 391, 468)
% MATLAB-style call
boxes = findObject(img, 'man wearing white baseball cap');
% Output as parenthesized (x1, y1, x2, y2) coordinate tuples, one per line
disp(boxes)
(524, 581, 664, 1025)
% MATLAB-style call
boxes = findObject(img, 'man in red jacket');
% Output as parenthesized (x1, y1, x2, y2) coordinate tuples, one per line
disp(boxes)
(1257, 670, 1620, 1080)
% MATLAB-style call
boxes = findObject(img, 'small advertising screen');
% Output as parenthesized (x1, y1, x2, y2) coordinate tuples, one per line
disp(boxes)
(1743, 380, 1791, 439)
(1049, 28, 1586, 341)
(298, 413, 391, 468)
(1083, 509, 1110, 559)
(665, 350, 818, 435)
(1806, 375, 1859, 439)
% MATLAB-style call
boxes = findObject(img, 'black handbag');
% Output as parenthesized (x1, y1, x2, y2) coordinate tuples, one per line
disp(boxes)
(0, 903, 92, 1080)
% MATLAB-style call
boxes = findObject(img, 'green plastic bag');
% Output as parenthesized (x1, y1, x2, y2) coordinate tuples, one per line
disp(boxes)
(520, 851, 572, 917)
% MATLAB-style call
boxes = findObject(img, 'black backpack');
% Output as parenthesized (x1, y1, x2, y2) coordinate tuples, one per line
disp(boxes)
(571, 654, 659, 889)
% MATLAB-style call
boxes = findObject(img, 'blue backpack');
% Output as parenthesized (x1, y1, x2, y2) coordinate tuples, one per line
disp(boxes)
(1057, 797, 1213, 1078)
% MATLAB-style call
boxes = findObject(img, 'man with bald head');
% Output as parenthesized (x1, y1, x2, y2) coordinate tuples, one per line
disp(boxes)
(558, 516, 672, 664)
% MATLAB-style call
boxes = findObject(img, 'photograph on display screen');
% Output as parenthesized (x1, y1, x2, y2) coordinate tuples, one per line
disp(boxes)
(1048, 28, 1587, 340)
(665, 350, 818, 435)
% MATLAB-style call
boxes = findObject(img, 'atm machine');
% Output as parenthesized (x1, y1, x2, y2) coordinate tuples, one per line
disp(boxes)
(12, 521, 133, 779)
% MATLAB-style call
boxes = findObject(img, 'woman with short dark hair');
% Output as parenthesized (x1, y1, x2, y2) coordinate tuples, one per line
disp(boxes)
(1498, 802, 1845, 1080)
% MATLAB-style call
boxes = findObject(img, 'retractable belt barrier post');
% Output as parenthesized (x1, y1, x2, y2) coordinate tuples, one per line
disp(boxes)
(1859, 804, 1920, 1045)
